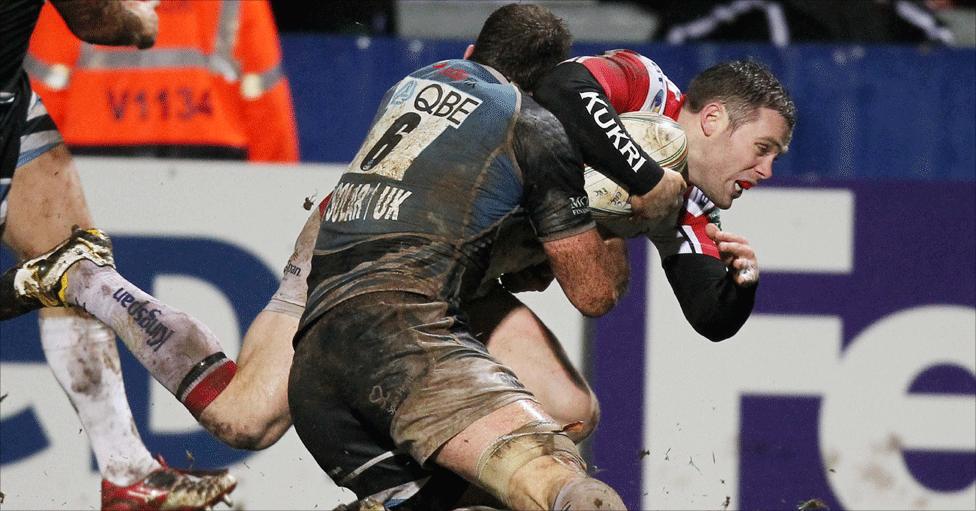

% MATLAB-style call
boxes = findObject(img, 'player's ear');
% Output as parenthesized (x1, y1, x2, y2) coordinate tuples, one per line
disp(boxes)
(701, 102, 728, 137)
(463, 44, 475, 60)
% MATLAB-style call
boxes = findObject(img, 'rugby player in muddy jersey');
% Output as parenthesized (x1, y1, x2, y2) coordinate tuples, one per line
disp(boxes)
(289, 51, 628, 509)
(301, 58, 593, 321)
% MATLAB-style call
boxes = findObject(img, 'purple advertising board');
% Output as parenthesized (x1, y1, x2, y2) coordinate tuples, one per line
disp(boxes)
(590, 180, 976, 510)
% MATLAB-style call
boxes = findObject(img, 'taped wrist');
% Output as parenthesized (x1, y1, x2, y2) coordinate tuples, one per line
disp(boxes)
(552, 477, 626, 510)
(264, 210, 320, 319)
(475, 420, 585, 507)
(262, 293, 305, 318)
(265, 256, 309, 318)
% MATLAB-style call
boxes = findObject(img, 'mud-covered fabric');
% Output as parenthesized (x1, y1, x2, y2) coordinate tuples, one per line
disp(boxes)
(1, 71, 63, 234)
(1, 72, 32, 232)
(300, 59, 592, 333)
(289, 292, 535, 509)
(0, 0, 43, 87)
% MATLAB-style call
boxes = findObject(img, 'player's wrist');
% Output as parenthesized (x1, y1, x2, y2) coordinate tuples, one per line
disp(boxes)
(631, 163, 663, 195)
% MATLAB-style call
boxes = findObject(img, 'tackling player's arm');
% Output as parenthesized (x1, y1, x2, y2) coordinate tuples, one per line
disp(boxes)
(498, 233, 627, 296)
(662, 221, 758, 342)
(514, 97, 627, 317)
(533, 59, 686, 221)
(50, 0, 157, 49)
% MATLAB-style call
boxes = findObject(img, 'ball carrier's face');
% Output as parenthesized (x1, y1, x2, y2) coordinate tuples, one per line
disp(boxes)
(678, 102, 790, 209)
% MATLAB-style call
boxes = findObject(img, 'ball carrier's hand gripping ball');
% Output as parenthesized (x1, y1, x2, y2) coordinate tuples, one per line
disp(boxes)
(584, 111, 688, 237)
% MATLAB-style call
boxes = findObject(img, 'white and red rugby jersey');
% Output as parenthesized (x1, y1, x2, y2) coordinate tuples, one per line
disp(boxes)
(575, 50, 718, 260)
(572, 49, 685, 120)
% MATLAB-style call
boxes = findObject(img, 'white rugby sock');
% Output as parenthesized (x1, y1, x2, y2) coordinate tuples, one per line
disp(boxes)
(39, 309, 161, 486)
(63, 261, 236, 417)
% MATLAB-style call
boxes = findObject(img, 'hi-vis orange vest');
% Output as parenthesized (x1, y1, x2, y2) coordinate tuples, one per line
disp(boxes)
(26, 0, 298, 162)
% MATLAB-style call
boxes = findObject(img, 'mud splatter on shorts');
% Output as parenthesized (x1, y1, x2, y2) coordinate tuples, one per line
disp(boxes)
(289, 291, 536, 509)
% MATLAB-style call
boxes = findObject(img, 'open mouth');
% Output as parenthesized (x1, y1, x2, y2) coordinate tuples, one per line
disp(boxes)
(734, 180, 753, 194)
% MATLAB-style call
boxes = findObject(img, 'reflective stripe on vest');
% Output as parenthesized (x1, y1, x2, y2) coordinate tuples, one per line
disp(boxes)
(241, 65, 284, 99)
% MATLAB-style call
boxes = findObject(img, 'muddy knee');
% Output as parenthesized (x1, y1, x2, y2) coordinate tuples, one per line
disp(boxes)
(199, 397, 288, 450)
(552, 477, 626, 510)
(200, 415, 277, 450)
(475, 420, 613, 510)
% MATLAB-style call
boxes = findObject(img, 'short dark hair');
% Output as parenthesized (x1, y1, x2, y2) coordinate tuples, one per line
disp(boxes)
(685, 60, 796, 141)
(470, 4, 572, 91)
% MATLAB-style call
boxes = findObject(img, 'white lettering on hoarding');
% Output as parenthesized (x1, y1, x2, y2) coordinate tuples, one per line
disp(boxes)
(642, 189, 975, 510)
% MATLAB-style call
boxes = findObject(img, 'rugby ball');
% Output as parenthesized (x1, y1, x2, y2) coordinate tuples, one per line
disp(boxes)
(585, 111, 688, 216)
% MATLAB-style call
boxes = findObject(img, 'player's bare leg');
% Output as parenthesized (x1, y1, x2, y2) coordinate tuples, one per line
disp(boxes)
(198, 209, 319, 449)
(198, 309, 296, 449)
(467, 285, 600, 442)
(5, 143, 236, 418)
(1, 143, 235, 508)
(4, 145, 158, 482)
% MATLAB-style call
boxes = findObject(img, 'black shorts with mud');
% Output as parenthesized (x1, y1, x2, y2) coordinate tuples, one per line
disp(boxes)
(0, 72, 30, 233)
(0, 70, 61, 234)
(289, 291, 536, 510)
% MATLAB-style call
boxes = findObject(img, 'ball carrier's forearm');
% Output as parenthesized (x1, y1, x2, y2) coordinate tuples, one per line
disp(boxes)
(532, 61, 688, 222)
(603, 235, 630, 299)
(533, 62, 665, 195)
(661, 223, 759, 342)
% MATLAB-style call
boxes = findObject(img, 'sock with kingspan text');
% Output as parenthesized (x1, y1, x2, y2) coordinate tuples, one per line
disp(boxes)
(62, 260, 235, 417)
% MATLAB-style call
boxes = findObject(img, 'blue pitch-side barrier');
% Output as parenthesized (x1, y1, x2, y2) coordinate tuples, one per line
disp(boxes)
(2, 36, 974, 509)
(282, 36, 975, 182)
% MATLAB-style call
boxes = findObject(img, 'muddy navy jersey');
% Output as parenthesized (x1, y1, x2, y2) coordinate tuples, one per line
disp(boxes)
(301, 59, 593, 329)
(1, 0, 43, 88)
(1, 0, 44, 204)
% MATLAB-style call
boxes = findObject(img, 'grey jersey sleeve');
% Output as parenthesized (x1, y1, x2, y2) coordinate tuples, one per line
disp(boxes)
(512, 95, 595, 241)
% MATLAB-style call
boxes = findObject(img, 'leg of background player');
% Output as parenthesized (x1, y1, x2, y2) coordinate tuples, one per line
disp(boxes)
(2, 143, 235, 507)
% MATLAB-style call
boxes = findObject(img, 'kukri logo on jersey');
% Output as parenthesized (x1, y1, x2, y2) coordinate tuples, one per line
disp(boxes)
(579, 91, 647, 174)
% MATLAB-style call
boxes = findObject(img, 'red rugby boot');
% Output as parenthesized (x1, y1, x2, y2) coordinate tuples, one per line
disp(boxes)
(101, 457, 236, 511)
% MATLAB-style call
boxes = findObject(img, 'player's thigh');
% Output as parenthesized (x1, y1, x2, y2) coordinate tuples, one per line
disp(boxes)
(466, 285, 597, 428)
(289, 292, 536, 485)
(3, 143, 92, 259)
(288, 309, 470, 510)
